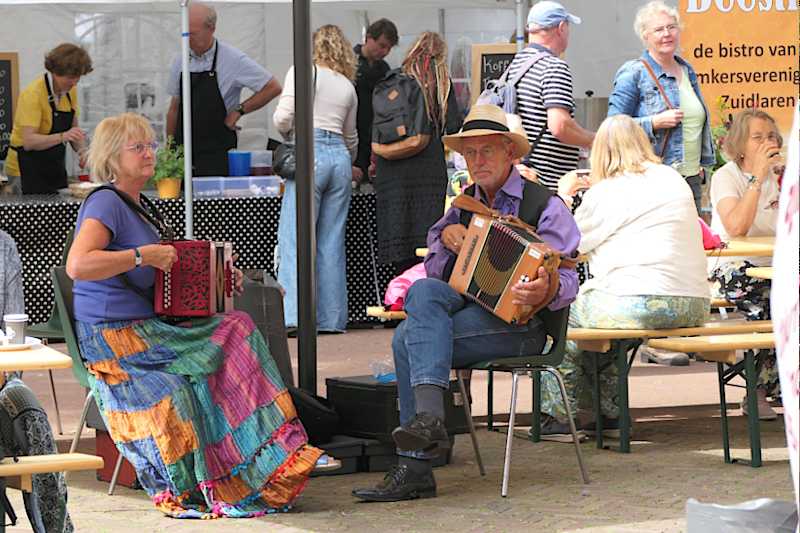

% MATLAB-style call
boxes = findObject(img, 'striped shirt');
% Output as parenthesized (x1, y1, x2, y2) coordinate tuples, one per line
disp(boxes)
(505, 44, 579, 190)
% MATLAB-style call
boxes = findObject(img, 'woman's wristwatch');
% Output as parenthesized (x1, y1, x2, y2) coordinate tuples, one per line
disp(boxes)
(133, 247, 143, 267)
(747, 175, 762, 192)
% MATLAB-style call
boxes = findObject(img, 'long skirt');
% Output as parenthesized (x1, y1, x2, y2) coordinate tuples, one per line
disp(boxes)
(76, 310, 321, 518)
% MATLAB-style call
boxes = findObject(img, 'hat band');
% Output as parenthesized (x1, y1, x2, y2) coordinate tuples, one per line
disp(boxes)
(461, 119, 510, 133)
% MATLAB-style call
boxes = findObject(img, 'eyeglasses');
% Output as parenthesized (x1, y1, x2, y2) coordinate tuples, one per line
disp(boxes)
(125, 141, 159, 155)
(649, 23, 679, 36)
(750, 133, 779, 144)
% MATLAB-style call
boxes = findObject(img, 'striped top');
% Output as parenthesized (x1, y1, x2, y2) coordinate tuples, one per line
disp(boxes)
(505, 44, 579, 190)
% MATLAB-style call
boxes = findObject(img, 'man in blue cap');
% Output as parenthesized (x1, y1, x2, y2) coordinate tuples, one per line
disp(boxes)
(505, 0, 594, 191)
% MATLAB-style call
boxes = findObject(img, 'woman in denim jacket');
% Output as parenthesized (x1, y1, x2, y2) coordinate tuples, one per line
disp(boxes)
(608, 0, 714, 214)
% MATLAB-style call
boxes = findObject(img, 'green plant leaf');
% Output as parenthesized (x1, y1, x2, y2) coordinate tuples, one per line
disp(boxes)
(151, 136, 185, 183)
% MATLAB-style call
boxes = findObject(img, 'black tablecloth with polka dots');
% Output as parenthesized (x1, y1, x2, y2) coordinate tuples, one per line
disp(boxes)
(0, 193, 395, 325)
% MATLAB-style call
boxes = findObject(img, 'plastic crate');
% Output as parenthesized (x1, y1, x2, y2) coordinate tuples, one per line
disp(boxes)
(192, 176, 283, 198)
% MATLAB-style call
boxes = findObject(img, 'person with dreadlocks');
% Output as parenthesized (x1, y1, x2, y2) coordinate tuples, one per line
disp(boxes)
(373, 31, 463, 275)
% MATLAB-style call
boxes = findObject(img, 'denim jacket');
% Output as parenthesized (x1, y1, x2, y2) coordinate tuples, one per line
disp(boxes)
(608, 50, 715, 173)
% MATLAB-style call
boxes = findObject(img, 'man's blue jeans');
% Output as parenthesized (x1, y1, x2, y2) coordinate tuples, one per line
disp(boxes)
(392, 278, 546, 458)
(278, 129, 352, 332)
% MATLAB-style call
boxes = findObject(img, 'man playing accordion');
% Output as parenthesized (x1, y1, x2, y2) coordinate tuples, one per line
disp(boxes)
(353, 104, 581, 502)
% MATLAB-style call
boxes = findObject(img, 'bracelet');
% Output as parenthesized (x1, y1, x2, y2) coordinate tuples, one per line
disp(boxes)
(747, 182, 762, 192)
(59, 133, 64, 144)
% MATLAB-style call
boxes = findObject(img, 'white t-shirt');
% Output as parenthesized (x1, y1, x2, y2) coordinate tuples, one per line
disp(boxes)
(575, 163, 709, 299)
(273, 65, 358, 160)
(709, 160, 778, 267)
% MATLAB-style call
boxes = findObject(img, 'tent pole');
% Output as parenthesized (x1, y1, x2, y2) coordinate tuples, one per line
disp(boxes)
(293, 0, 317, 394)
(180, 0, 193, 238)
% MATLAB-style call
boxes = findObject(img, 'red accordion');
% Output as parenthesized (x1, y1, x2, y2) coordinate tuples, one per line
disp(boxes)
(154, 240, 235, 317)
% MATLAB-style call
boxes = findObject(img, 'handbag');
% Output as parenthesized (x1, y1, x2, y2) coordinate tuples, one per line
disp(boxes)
(273, 67, 317, 181)
(639, 59, 675, 158)
(273, 142, 297, 181)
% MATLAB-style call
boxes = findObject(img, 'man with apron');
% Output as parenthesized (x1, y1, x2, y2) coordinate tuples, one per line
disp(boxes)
(166, 2, 281, 177)
(13, 74, 75, 194)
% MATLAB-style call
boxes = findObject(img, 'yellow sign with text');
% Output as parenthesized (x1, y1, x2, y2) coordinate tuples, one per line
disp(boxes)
(681, 0, 799, 136)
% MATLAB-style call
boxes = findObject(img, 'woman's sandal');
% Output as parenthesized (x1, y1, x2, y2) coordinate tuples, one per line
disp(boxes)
(313, 454, 342, 473)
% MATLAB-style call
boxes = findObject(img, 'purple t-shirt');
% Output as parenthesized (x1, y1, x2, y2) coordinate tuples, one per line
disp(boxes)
(73, 189, 159, 324)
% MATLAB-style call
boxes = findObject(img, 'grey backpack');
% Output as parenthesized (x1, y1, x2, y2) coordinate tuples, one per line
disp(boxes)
(477, 51, 548, 113)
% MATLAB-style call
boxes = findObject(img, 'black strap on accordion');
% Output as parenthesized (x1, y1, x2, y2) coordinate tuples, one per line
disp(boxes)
(82, 185, 174, 304)
(445, 179, 555, 281)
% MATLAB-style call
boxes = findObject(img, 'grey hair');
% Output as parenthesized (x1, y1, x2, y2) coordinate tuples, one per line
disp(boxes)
(193, 2, 217, 29)
(634, 1, 680, 46)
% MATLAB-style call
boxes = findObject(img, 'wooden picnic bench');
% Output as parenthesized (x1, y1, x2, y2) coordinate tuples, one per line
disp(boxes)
(648, 333, 775, 467)
(567, 321, 772, 453)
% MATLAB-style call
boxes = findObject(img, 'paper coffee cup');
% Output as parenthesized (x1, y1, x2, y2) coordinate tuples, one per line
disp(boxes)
(3, 313, 28, 345)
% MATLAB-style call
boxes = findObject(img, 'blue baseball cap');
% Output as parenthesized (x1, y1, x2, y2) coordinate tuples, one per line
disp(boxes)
(527, 1, 582, 29)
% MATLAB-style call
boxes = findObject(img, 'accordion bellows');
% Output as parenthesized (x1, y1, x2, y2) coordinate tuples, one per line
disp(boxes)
(449, 214, 560, 325)
(155, 240, 234, 317)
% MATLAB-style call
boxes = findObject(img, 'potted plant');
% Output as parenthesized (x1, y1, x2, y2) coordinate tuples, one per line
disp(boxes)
(151, 136, 184, 199)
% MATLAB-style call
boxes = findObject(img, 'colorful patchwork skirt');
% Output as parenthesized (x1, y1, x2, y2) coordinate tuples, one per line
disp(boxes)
(76, 310, 322, 518)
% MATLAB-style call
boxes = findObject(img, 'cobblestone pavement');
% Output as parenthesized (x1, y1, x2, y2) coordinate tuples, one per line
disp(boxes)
(3, 328, 793, 532)
(5, 405, 793, 532)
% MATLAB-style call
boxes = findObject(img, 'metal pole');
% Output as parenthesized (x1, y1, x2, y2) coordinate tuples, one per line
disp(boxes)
(293, 0, 317, 393)
(180, 0, 193, 238)
(516, 0, 525, 51)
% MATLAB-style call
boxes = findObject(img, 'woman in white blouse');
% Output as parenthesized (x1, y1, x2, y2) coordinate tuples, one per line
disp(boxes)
(538, 114, 710, 437)
(273, 24, 358, 333)
(709, 109, 782, 419)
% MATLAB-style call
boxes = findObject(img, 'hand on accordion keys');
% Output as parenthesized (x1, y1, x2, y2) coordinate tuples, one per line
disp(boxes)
(442, 223, 468, 255)
(139, 244, 178, 272)
(510, 266, 551, 308)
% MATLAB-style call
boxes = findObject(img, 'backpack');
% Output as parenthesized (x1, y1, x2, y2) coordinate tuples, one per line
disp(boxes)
(371, 68, 431, 160)
(0, 377, 73, 533)
(477, 51, 548, 113)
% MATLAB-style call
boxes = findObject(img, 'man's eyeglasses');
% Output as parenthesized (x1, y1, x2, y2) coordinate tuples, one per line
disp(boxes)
(126, 141, 159, 155)
(650, 23, 679, 36)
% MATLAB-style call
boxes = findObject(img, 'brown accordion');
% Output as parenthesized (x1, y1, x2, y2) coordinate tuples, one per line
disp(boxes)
(154, 240, 234, 317)
(449, 199, 562, 325)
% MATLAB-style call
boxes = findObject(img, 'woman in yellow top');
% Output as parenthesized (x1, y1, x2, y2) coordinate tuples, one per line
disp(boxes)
(7, 43, 92, 194)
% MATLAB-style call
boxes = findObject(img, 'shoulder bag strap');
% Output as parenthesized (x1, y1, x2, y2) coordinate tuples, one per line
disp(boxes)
(639, 59, 674, 157)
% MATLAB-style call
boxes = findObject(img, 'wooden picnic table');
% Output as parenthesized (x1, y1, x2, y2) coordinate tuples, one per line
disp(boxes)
(707, 236, 775, 258)
(0, 343, 73, 374)
(746, 267, 774, 280)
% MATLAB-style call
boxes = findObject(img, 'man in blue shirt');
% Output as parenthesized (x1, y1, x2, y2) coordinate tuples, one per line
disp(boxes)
(166, 2, 282, 176)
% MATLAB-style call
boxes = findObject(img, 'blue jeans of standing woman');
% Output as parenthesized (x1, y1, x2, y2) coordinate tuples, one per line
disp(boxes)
(278, 129, 352, 332)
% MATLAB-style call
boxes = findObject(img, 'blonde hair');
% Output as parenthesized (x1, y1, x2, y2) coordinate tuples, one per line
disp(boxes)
(313, 25, 357, 81)
(634, 1, 681, 46)
(723, 109, 782, 163)
(402, 32, 450, 134)
(88, 113, 155, 183)
(590, 115, 661, 181)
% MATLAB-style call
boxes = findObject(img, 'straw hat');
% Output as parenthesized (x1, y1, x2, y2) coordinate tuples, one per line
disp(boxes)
(443, 104, 531, 160)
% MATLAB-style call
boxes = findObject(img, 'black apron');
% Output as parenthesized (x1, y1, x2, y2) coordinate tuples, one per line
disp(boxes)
(13, 74, 73, 194)
(175, 43, 237, 177)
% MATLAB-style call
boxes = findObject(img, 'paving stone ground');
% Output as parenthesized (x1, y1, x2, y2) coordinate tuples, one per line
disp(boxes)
(3, 328, 794, 532)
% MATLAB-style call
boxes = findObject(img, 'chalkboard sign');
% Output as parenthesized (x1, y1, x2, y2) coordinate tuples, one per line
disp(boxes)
(470, 44, 517, 105)
(0, 53, 19, 161)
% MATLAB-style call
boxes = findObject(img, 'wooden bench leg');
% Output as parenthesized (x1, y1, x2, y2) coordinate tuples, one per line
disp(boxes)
(716, 362, 732, 463)
(744, 349, 762, 468)
(590, 353, 604, 450)
(531, 370, 542, 442)
(487, 370, 494, 432)
(616, 340, 640, 454)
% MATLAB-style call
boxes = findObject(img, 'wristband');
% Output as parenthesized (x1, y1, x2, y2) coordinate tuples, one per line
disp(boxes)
(133, 247, 143, 267)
